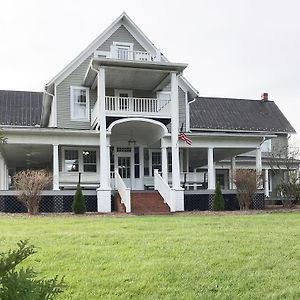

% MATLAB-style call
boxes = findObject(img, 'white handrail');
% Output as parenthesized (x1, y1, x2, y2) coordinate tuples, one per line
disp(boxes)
(154, 169, 175, 212)
(112, 49, 152, 61)
(115, 169, 131, 213)
(105, 96, 170, 115)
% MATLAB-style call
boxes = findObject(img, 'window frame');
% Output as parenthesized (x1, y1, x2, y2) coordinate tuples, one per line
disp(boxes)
(70, 86, 90, 121)
(62, 147, 98, 173)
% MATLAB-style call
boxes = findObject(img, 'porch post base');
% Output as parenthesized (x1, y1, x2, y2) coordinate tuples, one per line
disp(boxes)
(96, 188, 111, 213)
(171, 188, 184, 212)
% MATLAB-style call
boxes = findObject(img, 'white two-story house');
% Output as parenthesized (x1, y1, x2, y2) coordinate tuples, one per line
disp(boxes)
(0, 12, 296, 213)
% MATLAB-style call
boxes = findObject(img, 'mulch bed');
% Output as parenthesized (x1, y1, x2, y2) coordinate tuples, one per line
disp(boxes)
(0, 206, 299, 217)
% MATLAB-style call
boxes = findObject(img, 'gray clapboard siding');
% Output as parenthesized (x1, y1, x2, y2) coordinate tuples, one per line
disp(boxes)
(98, 25, 145, 52)
(56, 57, 96, 129)
(244, 134, 288, 157)
(178, 87, 186, 131)
(162, 83, 187, 132)
(56, 25, 146, 129)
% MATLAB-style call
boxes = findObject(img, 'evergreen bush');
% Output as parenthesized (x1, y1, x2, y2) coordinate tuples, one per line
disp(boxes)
(72, 184, 86, 214)
(0, 240, 65, 299)
(212, 182, 225, 211)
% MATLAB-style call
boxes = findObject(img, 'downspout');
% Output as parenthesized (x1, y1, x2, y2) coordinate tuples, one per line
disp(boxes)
(41, 86, 55, 127)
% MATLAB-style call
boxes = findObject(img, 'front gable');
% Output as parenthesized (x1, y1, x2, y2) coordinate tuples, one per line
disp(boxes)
(97, 25, 145, 53)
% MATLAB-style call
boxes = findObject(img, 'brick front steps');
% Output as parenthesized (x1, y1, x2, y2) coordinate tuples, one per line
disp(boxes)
(114, 191, 170, 215)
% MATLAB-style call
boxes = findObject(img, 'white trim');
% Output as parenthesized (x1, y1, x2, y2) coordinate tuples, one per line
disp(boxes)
(70, 86, 90, 122)
(185, 90, 190, 131)
(53, 84, 57, 127)
(45, 12, 198, 98)
(107, 117, 169, 135)
(46, 12, 158, 87)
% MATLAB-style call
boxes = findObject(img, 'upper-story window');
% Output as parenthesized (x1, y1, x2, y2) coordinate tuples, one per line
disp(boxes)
(261, 139, 272, 152)
(111, 42, 133, 60)
(70, 86, 90, 121)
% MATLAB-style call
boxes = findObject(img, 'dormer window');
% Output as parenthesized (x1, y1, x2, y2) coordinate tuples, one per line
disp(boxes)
(70, 86, 90, 121)
(111, 42, 133, 60)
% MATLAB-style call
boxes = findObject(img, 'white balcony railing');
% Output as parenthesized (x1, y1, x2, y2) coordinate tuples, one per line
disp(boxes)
(115, 169, 131, 213)
(105, 96, 171, 115)
(154, 169, 175, 212)
(114, 49, 152, 61)
(94, 48, 161, 62)
(91, 96, 170, 127)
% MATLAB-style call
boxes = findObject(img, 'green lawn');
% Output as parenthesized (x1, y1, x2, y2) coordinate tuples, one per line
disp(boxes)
(0, 212, 299, 299)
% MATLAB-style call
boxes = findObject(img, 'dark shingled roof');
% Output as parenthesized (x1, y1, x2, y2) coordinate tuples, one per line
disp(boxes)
(190, 97, 296, 133)
(0, 90, 43, 126)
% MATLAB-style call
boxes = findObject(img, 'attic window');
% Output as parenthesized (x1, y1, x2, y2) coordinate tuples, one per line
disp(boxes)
(111, 42, 133, 60)
(70, 86, 90, 121)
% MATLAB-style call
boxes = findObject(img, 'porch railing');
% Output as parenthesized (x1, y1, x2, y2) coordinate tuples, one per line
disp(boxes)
(91, 96, 171, 127)
(154, 169, 175, 212)
(115, 169, 131, 213)
(105, 96, 171, 115)
(111, 49, 153, 62)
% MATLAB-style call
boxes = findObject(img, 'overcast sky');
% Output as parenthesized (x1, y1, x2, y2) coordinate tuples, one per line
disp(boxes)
(0, 0, 299, 143)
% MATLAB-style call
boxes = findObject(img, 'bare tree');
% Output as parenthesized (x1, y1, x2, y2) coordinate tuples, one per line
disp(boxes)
(13, 169, 52, 215)
(267, 143, 300, 207)
(234, 169, 260, 210)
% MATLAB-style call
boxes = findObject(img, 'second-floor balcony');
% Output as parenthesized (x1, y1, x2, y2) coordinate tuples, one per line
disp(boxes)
(94, 48, 161, 62)
(91, 96, 171, 127)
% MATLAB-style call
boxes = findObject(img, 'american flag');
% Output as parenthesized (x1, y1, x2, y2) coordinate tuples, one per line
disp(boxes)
(178, 124, 192, 145)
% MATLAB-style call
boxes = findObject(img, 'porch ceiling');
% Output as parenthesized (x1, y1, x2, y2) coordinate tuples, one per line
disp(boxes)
(109, 119, 168, 146)
(189, 147, 254, 169)
(84, 58, 187, 90)
(1, 144, 52, 169)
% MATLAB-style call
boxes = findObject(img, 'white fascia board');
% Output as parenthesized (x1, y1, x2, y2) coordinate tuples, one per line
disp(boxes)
(190, 127, 286, 135)
(45, 12, 127, 89)
(188, 131, 277, 138)
(122, 15, 158, 54)
(161, 55, 198, 97)
(45, 12, 161, 90)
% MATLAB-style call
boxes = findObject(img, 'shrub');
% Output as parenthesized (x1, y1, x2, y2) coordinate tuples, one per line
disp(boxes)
(0, 240, 65, 300)
(13, 169, 52, 215)
(72, 184, 86, 214)
(234, 169, 259, 210)
(212, 182, 225, 211)
(277, 176, 300, 208)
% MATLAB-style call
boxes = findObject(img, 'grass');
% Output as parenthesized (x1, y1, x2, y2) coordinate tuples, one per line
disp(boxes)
(0, 212, 299, 299)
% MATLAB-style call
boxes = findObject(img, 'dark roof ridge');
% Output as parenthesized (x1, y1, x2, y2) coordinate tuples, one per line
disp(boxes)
(196, 96, 275, 103)
(0, 89, 43, 94)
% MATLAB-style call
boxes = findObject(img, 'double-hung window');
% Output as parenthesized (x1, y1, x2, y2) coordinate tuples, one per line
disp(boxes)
(63, 148, 97, 173)
(70, 86, 89, 121)
(83, 150, 97, 172)
(65, 150, 79, 172)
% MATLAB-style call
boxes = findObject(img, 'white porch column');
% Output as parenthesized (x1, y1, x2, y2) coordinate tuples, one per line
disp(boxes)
(171, 72, 181, 189)
(52, 144, 59, 190)
(207, 147, 215, 190)
(170, 72, 184, 211)
(107, 135, 111, 187)
(230, 156, 236, 189)
(256, 147, 262, 173)
(256, 147, 263, 189)
(264, 169, 269, 197)
(0, 152, 5, 190)
(97, 66, 111, 212)
(161, 146, 168, 183)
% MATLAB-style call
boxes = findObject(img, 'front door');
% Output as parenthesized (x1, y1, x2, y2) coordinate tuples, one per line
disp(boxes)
(117, 155, 132, 188)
